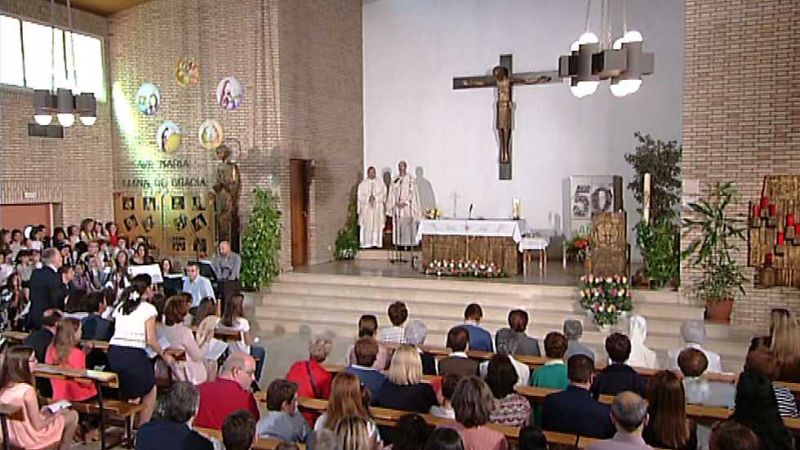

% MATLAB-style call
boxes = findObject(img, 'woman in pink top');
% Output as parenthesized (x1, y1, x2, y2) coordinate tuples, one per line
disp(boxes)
(161, 296, 216, 384)
(45, 318, 98, 402)
(448, 376, 508, 450)
(0, 346, 79, 450)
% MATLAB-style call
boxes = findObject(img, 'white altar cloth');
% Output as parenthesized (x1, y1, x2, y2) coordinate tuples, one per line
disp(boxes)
(416, 219, 527, 245)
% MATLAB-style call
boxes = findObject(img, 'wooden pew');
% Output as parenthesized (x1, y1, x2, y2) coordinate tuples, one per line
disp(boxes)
(195, 426, 305, 450)
(3, 331, 110, 352)
(33, 363, 143, 450)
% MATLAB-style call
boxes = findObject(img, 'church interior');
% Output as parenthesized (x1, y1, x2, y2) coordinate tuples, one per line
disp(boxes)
(1, 0, 800, 449)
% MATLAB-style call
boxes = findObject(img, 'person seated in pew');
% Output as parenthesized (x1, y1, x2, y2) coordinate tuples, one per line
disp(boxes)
(643, 370, 698, 450)
(222, 409, 257, 450)
(752, 309, 800, 384)
(392, 413, 431, 450)
(345, 336, 387, 404)
(378, 344, 438, 414)
(0, 346, 80, 450)
(744, 346, 799, 418)
(430, 373, 460, 419)
(347, 314, 390, 370)
(502, 309, 540, 357)
(24, 307, 62, 398)
(730, 367, 796, 450)
(256, 379, 310, 443)
(586, 392, 651, 450)
(379, 301, 409, 344)
(314, 372, 381, 442)
(591, 333, 647, 398)
(287, 336, 334, 426)
(438, 326, 479, 378)
(485, 354, 530, 427)
(81, 290, 114, 341)
(479, 329, 529, 388)
(627, 315, 658, 370)
(45, 317, 99, 442)
(518, 424, 548, 450)
(136, 381, 213, 450)
(542, 355, 614, 439)
(709, 421, 761, 450)
(678, 348, 735, 409)
(161, 295, 216, 384)
(335, 416, 383, 450)
(405, 319, 437, 375)
(458, 303, 493, 352)
(218, 293, 267, 383)
(309, 429, 338, 450)
(563, 319, 596, 362)
(531, 332, 569, 389)
(668, 320, 723, 373)
(425, 428, 464, 450)
(195, 352, 260, 429)
(443, 376, 508, 450)
(191, 296, 218, 327)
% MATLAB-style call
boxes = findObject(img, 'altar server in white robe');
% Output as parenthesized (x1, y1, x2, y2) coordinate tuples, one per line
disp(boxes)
(357, 166, 387, 248)
(386, 160, 422, 247)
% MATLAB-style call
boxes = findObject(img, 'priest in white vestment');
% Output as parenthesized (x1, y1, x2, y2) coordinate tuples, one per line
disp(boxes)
(357, 166, 387, 248)
(386, 160, 422, 247)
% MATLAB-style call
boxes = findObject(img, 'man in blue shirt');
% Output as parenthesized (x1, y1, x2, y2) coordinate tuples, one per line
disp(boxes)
(345, 337, 386, 404)
(459, 303, 493, 352)
(183, 261, 215, 308)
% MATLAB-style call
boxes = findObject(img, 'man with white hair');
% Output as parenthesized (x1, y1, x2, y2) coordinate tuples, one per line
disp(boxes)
(587, 391, 651, 450)
(563, 319, 596, 362)
(668, 320, 722, 373)
(405, 319, 437, 375)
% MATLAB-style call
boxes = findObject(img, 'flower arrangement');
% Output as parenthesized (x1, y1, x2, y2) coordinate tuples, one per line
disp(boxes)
(425, 208, 443, 219)
(579, 275, 633, 326)
(566, 233, 591, 262)
(424, 259, 506, 278)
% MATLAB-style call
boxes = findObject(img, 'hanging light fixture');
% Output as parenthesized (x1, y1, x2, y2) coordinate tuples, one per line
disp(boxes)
(560, 0, 600, 98)
(31, 0, 97, 129)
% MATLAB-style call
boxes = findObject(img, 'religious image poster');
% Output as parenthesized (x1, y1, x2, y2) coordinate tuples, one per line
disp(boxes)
(135, 83, 161, 116)
(198, 119, 224, 150)
(156, 121, 182, 153)
(175, 58, 199, 87)
(215, 76, 243, 110)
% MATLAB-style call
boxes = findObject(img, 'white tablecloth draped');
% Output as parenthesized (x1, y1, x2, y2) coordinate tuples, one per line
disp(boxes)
(416, 219, 527, 245)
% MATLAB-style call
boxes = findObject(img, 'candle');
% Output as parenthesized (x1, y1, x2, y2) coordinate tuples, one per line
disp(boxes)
(753, 204, 761, 218)
(778, 232, 785, 245)
(761, 197, 769, 209)
(766, 253, 774, 266)
(788, 213, 795, 227)
(642, 173, 651, 224)
(795, 224, 800, 235)
(769, 204, 777, 216)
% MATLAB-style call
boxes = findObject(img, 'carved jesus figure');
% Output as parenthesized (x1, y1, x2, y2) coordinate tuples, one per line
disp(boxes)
(494, 65, 513, 164)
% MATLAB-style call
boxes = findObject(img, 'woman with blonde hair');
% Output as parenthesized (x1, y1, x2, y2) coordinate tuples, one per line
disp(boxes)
(377, 344, 437, 413)
(336, 416, 382, 450)
(751, 308, 800, 382)
(315, 372, 381, 441)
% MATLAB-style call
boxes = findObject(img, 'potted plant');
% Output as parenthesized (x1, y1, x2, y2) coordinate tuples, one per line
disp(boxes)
(240, 188, 282, 290)
(335, 190, 360, 260)
(636, 220, 679, 289)
(682, 182, 747, 322)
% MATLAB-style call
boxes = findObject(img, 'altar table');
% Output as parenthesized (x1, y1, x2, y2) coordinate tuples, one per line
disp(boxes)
(416, 219, 526, 275)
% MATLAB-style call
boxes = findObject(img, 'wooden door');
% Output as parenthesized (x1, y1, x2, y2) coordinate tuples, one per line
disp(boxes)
(290, 159, 310, 267)
(0, 203, 53, 235)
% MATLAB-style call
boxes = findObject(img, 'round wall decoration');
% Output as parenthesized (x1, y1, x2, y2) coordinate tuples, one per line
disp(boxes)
(215, 76, 243, 110)
(175, 58, 199, 86)
(198, 119, 224, 150)
(135, 83, 160, 116)
(156, 121, 182, 153)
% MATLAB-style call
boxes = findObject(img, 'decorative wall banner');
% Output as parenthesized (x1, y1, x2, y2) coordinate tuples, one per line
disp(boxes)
(175, 58, 199, 87)
(135, 83, 161, 116)
(748, 175, 800, 288)
(198, 119, 224, 150)
(113, 192, 166, 257)
(216, 76, 244, 110)
(156, 121, 182, 153)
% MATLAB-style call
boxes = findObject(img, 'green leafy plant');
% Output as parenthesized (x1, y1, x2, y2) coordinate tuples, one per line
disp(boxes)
(636, 220, 679, 288)
(625, 132, 682, 223)
(682, 182, 747, 303)
(334, 189, 360, 260)
(240, 188, 282, 290)
(579, 275, 633, 326)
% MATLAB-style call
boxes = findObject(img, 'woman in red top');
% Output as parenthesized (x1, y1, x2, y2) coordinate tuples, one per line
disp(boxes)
(285, 336, 333, 426)
(104, 222, 119, 247)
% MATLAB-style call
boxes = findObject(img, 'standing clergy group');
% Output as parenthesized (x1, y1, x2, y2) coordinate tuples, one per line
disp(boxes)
(357, 161, 422, 249)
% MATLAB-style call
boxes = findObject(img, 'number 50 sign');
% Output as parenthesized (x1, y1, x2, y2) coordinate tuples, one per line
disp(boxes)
(569, 175, 623, 235)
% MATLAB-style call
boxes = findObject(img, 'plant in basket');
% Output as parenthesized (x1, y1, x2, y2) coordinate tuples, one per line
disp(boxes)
(579, 275, 633, 327)
(566, 233, 591, 262)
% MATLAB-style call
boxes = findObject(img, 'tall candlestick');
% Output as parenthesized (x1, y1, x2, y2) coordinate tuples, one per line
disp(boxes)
(642, 173, 651, 224)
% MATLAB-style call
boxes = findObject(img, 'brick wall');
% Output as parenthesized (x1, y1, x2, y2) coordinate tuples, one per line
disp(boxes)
(0, 0, 113, 226)
(682, 0, 800, 330)
(108, 0, 362, 268)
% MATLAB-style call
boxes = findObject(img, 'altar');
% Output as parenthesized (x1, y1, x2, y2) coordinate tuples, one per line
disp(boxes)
(416, 219, 526, 275)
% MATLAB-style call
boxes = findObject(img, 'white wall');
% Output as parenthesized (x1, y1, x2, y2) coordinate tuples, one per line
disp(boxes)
(363, 0, 684, 244)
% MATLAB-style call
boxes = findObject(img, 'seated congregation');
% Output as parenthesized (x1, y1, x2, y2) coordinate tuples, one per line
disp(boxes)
(2, 224, 800, 450)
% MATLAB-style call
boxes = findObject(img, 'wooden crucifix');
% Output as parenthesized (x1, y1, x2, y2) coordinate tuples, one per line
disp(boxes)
(454, 54, 560, 180)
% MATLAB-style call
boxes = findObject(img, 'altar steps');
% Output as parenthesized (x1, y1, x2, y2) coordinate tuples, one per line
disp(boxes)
(251, 271, 752, 372)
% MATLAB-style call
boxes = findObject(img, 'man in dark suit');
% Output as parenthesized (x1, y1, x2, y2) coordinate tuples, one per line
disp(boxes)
(590, 333, 647, 397)
(27, 247, 66, 330)
(542, 354, 615, 439)
(24, 308, 62, 398)
(136, 381, 213, 450)
(438, 326, 479, 377)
